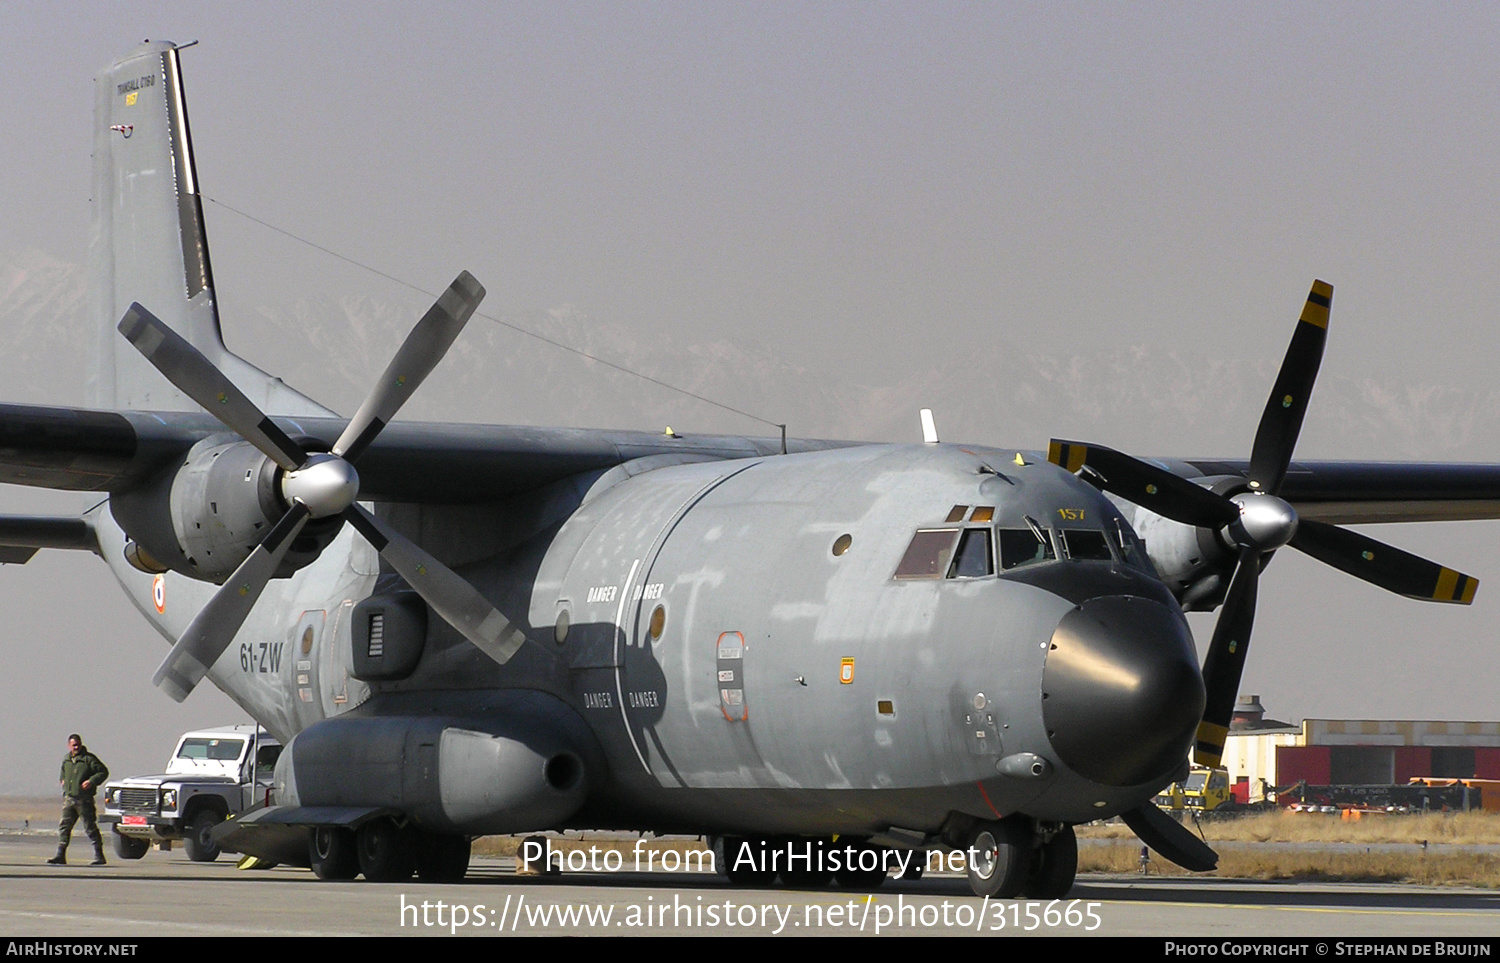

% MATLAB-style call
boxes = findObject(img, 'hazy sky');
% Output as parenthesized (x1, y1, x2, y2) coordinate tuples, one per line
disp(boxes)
(2, 2, 1499, 791)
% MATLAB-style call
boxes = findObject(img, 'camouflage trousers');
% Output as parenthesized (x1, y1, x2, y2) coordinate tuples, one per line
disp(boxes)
(58, 794, 102, 852)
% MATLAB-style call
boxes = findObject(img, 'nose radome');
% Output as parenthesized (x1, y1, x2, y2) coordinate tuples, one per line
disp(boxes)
(1041, 595, 1205, 787)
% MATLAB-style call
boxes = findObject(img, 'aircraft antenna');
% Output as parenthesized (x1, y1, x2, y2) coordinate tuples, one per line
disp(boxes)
(201, 196, 790, 435)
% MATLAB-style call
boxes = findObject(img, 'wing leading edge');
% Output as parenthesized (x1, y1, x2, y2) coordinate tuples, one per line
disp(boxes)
(0, 400, 849, 502)
(1177, 458, 1500, 524)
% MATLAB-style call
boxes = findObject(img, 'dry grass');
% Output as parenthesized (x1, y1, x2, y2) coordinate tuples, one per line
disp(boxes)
(1081, 841, 1500, 887)
(1078, 810, 1500, 846)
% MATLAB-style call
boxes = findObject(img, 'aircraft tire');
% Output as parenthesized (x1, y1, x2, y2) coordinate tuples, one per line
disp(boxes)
(718, 835, 777, 887)
(183, 810, 223, 862)
(778, 836, 833, 889)
(965, 821, 1030, 899)
(1021, 825, 1077, 899)
(416, 833, 471, 883)
(833, 838, 888, 891)
(112, 830, 148, 860)
(357, 818, 416, 883)
(308, 826, 359, 881)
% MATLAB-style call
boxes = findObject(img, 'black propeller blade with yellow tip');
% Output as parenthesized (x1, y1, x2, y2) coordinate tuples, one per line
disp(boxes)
(1048, 280, 1478, 774)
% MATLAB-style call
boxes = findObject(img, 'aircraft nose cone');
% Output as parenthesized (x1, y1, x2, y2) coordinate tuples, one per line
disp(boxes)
(1041, 595, 1205, 787)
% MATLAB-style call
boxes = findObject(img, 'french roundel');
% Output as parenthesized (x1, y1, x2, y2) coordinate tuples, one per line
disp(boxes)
(152, 574, 166, 614)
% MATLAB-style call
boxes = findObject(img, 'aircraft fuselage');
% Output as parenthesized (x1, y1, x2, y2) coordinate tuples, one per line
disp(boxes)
(101, 440, 1204, 839)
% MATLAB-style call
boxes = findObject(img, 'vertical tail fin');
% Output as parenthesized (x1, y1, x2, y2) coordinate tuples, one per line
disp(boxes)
(89, 41, 328, 418)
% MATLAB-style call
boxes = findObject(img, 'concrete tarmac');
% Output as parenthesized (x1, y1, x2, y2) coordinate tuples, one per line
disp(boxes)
(1, 836, 1497, 938)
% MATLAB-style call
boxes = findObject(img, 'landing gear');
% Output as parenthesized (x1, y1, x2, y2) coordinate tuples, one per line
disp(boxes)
(308, 826, 359, 880)
(183, 810, 223, 862)
(715, 834, 892, 890)
(112, 830, 148, 860)
(832, 837, 888, 891)
(964, 819, 1030, 898)
(717, 835, 778, 886)
(778, 835, 833, 889)
(416, 833, 471, 883)
(357, 817, 415, 883)
(1022, 824, 1077, 899)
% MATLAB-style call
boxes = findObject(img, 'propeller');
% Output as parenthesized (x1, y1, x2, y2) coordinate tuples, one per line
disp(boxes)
(1120, 803, 1218, 872)
(1047, 280, 1479, 773)
(120, 272, 528, 701)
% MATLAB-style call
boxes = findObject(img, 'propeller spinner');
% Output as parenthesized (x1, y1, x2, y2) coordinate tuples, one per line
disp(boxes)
(1048, 280, 1479, 771)
(120, 272, 527, 702)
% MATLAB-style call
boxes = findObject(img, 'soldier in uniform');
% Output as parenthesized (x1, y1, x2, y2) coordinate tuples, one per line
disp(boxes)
(49, 734, 109, 866)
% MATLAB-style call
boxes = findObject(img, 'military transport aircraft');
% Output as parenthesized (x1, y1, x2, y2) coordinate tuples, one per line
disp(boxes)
(3, 40, 1497, 897)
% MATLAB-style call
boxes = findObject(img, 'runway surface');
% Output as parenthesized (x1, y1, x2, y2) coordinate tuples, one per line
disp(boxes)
(2, 836, 1497, 937)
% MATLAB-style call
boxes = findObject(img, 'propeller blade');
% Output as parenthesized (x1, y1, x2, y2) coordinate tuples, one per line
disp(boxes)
(1291, 519, 1479, 604)
(333, 272, 487, 463)
(1048, 440, 1239, 529)
(343, 504, 525, 665)
(117, 304, 308, 471)
(151, 503, 312, 702)
(1195, 546, 1260, 768)
(1247, 280, 1332, 494)
(1120, 803, 1219, 872)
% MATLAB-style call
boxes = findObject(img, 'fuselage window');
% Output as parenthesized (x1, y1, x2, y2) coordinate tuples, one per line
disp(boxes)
(1059, 528, 1112, 562)
(947, 528, 994, 578)
(894, 528, 961, 579)
(998, 528, 1056, 570)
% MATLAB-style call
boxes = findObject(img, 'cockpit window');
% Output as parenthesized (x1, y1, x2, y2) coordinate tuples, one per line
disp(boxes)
(998, 527, 1056, 570)
(1059, 528, 1112, 562)
(947, 529, 994, 578)
(1109, 518, 1154, 573)
(894, 529, 961, 579)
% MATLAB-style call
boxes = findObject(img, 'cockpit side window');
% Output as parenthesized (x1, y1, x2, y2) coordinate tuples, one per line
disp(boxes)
(1109, 518, 1155, 574)
(998, 527, 1056, 570)
(1059, 528, 1113, 562)
(947, 528, 994, 578)
(894, 528, 961, 579)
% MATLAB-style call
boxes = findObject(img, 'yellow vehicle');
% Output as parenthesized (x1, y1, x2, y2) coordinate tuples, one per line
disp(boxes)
(1156, 768, 1235, 814)
(1183, 768, 1234, 812)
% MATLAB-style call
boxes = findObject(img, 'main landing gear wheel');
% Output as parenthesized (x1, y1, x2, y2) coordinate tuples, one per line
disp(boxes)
(357, 818, 416, 883)
(309, 826, 359, 880)
(112, 830, 148, 860)
(183, 810, 223, 862)
(416, 834, 471, 883)
(1021, 825, 1077, 899)
(833, 837, 888, 891)
(778, 836, 833, 889)
(965, 820, 1030, 898)
(717, 836, 777, 887)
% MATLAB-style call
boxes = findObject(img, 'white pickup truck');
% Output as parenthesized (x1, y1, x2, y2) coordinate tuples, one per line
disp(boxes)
(99, 725, 281, 861)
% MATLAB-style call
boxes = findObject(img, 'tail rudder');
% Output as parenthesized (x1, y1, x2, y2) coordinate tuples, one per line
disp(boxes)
(89, 41, 327, 418)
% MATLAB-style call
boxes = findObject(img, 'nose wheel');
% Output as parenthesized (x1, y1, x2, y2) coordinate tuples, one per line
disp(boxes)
(964, 819, 1031, 898)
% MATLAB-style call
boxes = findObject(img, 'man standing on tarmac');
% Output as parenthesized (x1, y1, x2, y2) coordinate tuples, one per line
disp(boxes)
(49, 734, 109, 866)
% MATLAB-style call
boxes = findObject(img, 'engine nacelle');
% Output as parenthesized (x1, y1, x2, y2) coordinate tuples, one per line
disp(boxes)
(272, 693, 602, 835)
(111, 435, 341, 582)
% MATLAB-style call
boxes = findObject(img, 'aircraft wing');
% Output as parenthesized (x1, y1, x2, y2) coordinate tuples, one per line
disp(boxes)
(5, 400, 1498, 521)
(1175, 457, 1500, 524)
(0, 401, 845, 502)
